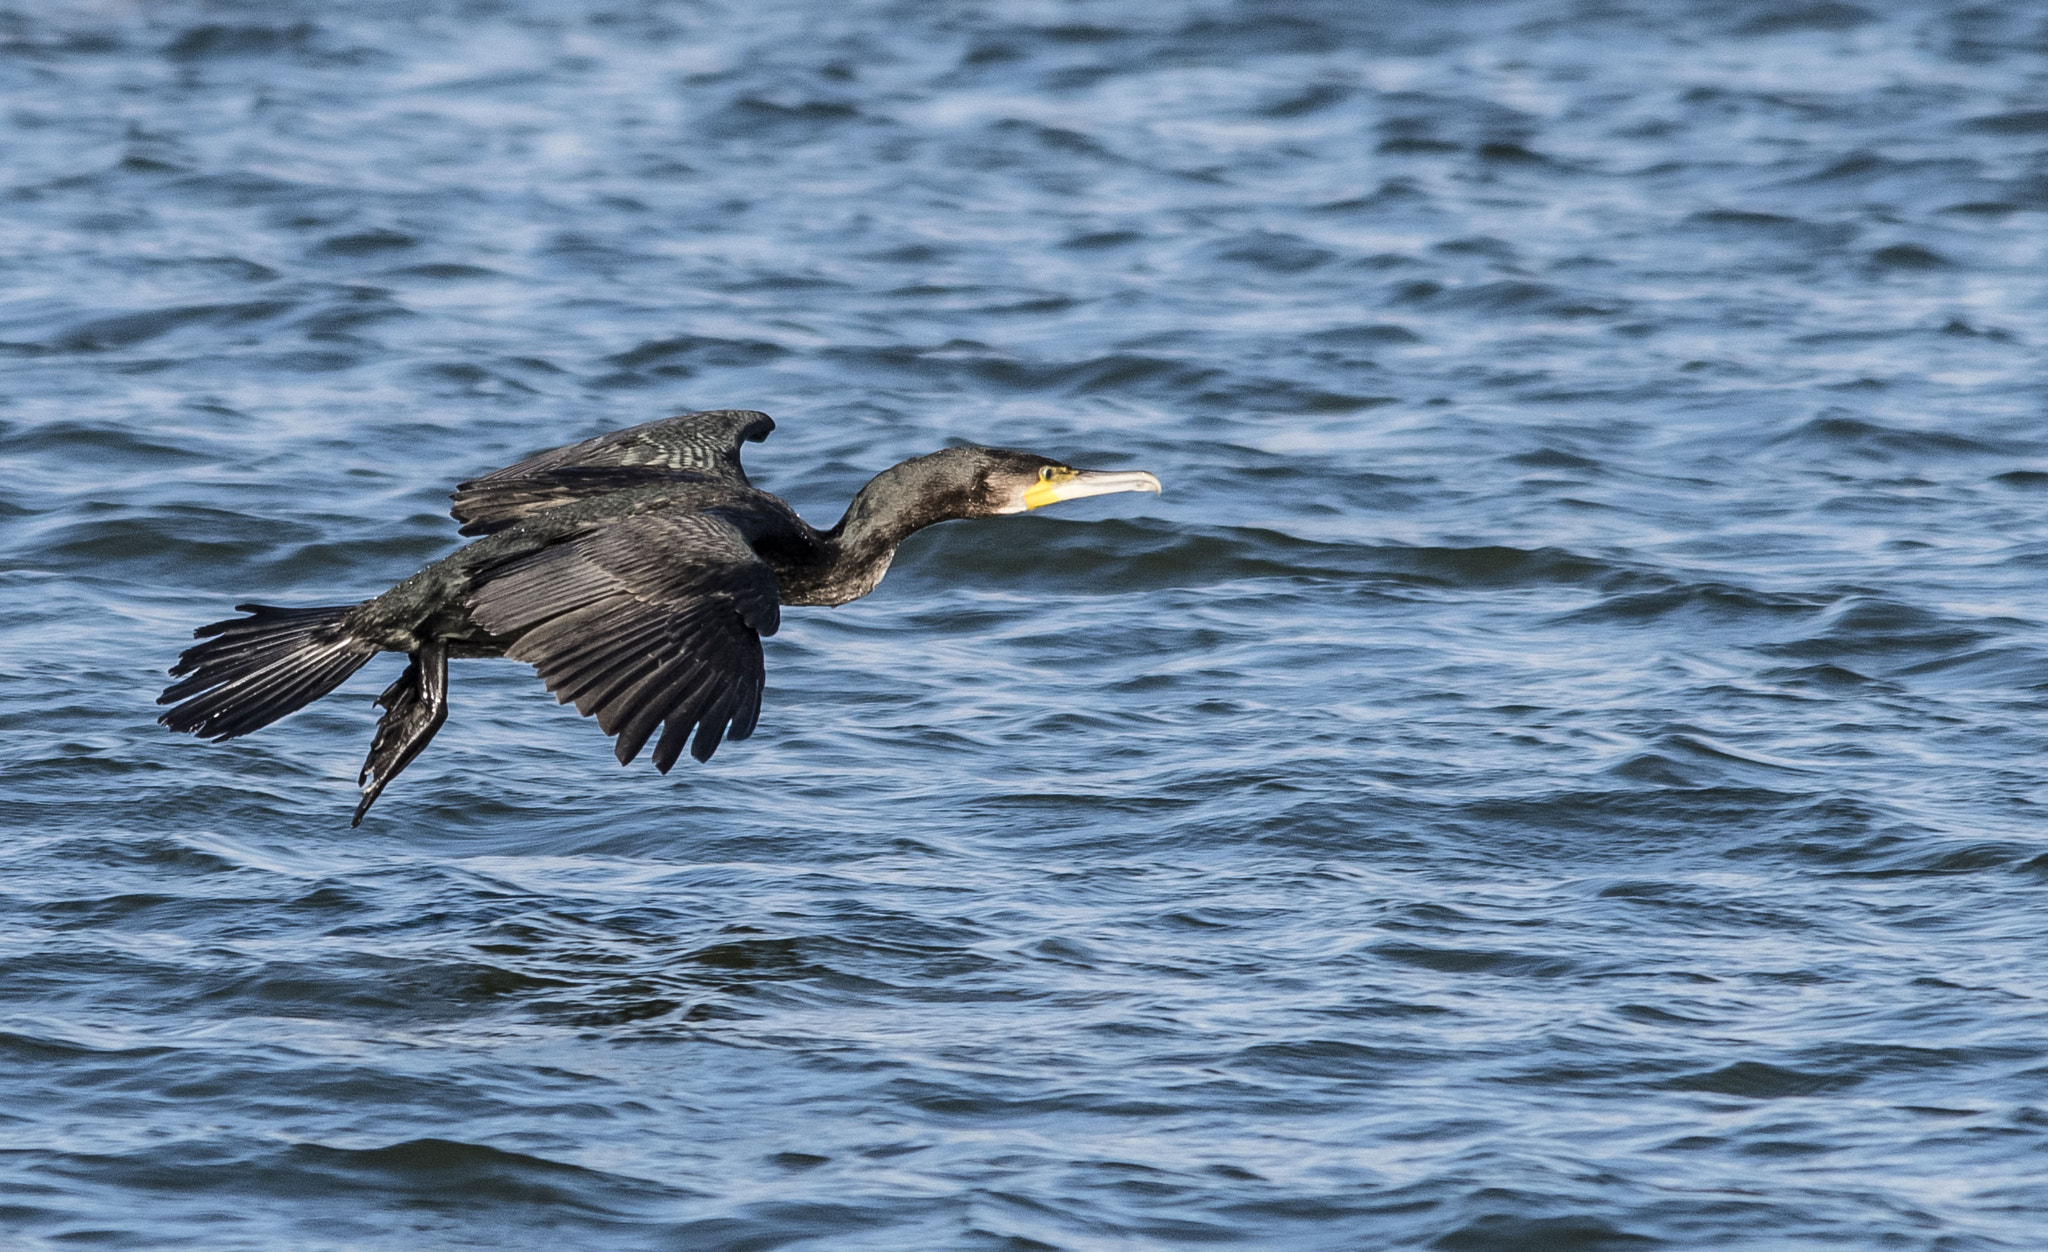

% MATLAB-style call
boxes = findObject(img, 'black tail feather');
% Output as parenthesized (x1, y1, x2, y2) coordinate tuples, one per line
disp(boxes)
(158, 604, 377, 740)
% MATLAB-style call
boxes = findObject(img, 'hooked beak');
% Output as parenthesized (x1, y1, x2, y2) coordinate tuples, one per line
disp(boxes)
(1022, 468, 1164, 512)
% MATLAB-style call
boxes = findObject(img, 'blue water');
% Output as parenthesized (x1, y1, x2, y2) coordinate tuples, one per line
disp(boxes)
(7, 1, 2048, 1247)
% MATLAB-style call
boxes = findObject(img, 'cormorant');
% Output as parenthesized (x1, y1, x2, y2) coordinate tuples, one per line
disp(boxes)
(157, 410, 1162, 824)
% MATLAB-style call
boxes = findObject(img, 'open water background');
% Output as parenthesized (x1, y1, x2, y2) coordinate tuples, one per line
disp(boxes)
(6, 0, 2048, 1247)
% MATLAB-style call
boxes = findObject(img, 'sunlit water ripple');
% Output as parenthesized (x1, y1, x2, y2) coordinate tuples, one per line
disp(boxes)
(6, 1, 2048, 1247)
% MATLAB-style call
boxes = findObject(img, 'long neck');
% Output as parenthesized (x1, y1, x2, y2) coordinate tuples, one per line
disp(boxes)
(780, 460, 972, 607)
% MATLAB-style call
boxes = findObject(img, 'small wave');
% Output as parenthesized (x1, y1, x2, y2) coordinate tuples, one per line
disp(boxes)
(1256, 82, 1353, 119)
(1059, 228, 1144, 250)
(194, 955, 569, 1018)
(1662, 1060, 1862, 1098)
(1790, 151, 1981, 188)
(1755, 595, 1997, 665)
(0, 1029, 175, 1064)
(1680, 208, 1858, 250)
(1826, 840, 2034, 877)
(1167, 12, 1342, 58)
(310, 228, 417, 257)
(1770, 412, 2020, 457)
(1731, 3, 1875, 36)
(1370, 944, 1577, 978)
(1377, 91, 1536, 152)
(1451, 786, 1813, 851)
(47, 300, 296, 352)
(1960, 109, 2048, 134)
(1555, 581, 1825, 625)
(699, 96, 863, 143)
(6, 420, 214, 466)
(1601, 731, 1823, 789)
(288, 1137, 692, 1208)
(906, 518, 1639, 596)
(1233, 1039, 1432, 1079)
(26, 507, 326, 577)
(1431, 1215, 1658, 1252)
(23, 832, 251, 876)
(1305, 323, 1422, 348)
(820, 342, 1222, 398)
(164, 170, 321, 206)
(1390, 278, 1626, 319)
(604, 333, 789, 372)
(1754, 663, 1890, 690)
(1208, 232, 1338, 274)
(163, 23, 318, 61)
(1868, 242, 1953, 270)
(135, 255, 282, 283)
(378, 262, 503, 281)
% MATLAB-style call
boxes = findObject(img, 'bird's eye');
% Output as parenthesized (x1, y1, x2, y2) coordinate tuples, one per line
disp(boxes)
(1039, 466, 1056, 481)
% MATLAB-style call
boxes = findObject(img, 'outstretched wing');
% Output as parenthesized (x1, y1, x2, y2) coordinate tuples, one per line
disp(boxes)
(450, 409, 776, 536)
(468, 511, 781, 772)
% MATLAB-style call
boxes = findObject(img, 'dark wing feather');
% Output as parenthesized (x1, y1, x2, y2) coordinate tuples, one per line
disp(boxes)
(468, 511, 781, 771)
(450, 409, 775, 536)
(449, 466, 721, 537)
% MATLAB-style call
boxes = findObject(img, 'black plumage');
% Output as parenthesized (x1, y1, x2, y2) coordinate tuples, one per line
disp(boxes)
(449, 408, 774, 536)
(158, 409, 1161, 823)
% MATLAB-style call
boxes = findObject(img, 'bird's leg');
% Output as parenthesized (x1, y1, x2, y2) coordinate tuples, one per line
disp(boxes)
(353, 639, 448, 826)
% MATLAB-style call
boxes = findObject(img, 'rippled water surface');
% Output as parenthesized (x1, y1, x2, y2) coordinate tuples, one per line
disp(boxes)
(8, 1, 2048, 1247)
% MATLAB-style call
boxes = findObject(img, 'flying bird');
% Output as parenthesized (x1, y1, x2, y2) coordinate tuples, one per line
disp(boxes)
(158, 410, 1163, 824)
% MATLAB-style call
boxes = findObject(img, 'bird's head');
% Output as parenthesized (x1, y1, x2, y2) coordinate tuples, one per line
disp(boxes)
(813, 445, 1164, 602)
(891, 445, 1163, 520)
(829, 446, 1162, 558)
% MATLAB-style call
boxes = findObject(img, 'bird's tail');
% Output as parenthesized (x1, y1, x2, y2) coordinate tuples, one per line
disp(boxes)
(158, 603, 378, 740)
